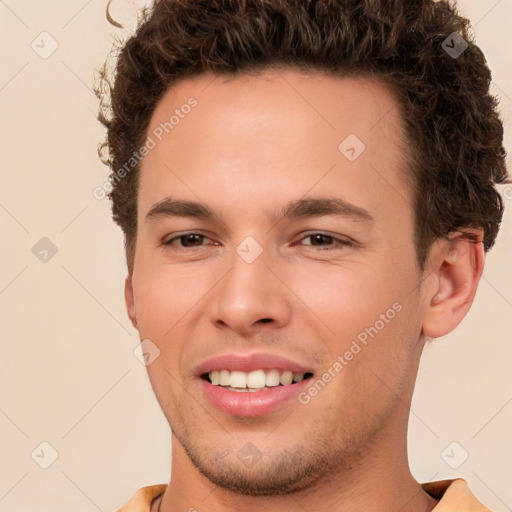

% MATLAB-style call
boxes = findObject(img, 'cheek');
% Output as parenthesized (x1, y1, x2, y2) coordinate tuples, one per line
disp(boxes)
(286, 258, 410, 340)
(307, 298, 421, 434)
(340, 295, 422, 401)
(287, 255, 422, 404)
(132, 260, 211, 336)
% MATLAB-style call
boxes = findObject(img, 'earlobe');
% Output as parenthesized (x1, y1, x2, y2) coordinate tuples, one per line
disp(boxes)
(422, 231, 485, 339)
(124, 274, 138, 329)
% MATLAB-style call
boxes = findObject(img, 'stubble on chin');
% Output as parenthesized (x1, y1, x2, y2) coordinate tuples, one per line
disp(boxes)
(171, 424, 366, 497)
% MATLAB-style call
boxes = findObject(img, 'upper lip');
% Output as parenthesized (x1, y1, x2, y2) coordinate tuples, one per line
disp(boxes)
(195, 352, 313, 376)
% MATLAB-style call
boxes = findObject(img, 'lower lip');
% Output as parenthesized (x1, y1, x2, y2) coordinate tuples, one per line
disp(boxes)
(199, 377, 312, 417)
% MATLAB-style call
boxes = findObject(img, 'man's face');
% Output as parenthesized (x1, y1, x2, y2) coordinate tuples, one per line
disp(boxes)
(127, 69, 429, 494)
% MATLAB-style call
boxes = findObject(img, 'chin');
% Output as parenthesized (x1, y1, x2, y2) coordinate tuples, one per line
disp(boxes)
(179, 437, 334, 496)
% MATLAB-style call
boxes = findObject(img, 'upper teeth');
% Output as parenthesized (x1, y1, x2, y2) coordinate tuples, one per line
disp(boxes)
(208, 369, 306, 389)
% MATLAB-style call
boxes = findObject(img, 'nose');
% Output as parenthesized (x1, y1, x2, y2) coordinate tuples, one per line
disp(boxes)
(208, 244, 292, 337)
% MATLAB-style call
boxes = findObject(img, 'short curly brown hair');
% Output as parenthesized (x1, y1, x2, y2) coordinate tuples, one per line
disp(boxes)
(95, 0, 509, 275)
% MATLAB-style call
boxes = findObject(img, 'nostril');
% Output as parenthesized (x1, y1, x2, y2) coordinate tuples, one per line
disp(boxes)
(258, 318, 272, 324)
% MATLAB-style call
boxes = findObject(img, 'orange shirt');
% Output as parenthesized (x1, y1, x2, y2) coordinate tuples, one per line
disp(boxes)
(115, 478, 492, 511)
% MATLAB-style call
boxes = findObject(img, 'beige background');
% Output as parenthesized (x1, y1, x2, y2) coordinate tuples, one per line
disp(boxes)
(1, 1, 511, 511)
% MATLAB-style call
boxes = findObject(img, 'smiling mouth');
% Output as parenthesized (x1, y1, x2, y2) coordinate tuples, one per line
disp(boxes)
(201, 369, 314, 392)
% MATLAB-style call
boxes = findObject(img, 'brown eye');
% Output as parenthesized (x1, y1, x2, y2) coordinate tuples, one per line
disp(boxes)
(304, 234, 336, 246)
(164, 233, 211, 248)
(300, 232, 352, 250)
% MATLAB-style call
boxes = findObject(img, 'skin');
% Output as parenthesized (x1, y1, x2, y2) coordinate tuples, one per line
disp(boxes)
(124, 68, 484, 511)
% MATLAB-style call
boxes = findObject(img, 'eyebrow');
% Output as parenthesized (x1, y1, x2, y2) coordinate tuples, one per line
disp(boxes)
(145, 196, 374, 224)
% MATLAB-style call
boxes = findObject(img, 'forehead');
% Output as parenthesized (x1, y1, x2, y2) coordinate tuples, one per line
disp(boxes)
(145, 68, 403, 145)
(138, 68, 411, 224)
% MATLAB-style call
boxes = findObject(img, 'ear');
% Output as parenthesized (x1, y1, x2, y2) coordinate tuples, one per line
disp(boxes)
(421, 230, 485, 339)
(124, 274, 138, 329)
